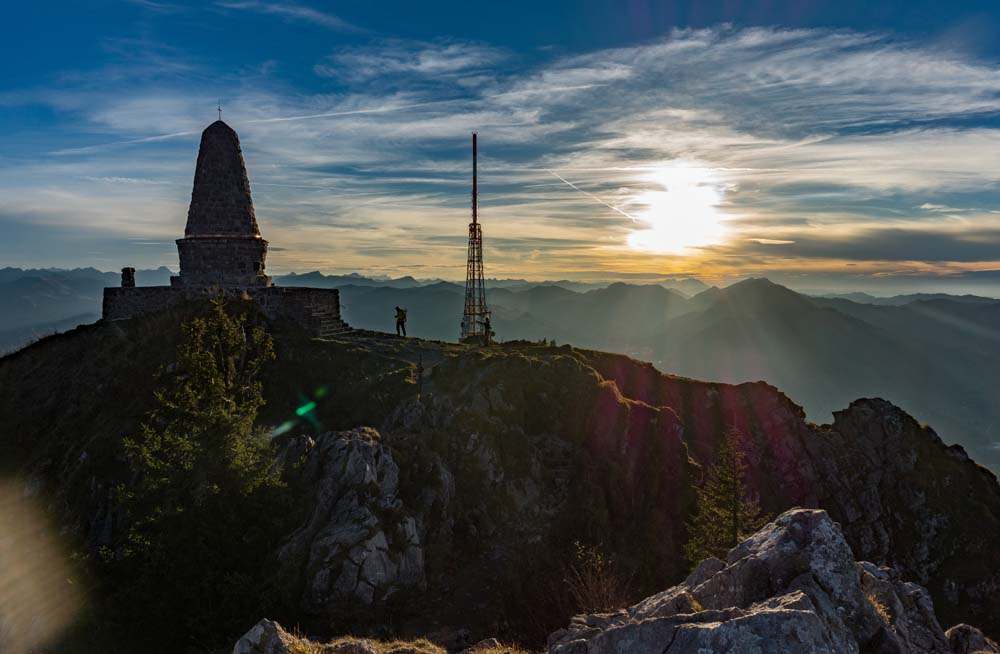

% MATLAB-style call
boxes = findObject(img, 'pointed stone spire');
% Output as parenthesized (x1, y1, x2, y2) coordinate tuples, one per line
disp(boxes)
(184, 120, 260, 237)
(171, 120, 271, 288)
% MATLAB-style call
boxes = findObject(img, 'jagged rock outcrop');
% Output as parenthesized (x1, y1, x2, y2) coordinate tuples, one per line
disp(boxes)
(587, 352, 1000, 636)
(276, 428, 426, 610)
(792, 399, 1000, 633)
(547, 509, 993, 654)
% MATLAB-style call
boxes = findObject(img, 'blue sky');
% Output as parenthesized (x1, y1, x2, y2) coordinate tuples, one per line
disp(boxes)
(4, 0, 1000, 292)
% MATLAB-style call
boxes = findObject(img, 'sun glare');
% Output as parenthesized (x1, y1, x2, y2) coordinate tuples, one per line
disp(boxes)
(625, 162, 731, 254)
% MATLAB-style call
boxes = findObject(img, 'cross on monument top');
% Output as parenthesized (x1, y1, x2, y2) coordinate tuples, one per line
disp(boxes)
(218, 100, 222, 121)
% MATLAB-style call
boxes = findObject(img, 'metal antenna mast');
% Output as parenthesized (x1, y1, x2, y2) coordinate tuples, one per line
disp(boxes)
(461, 133, 489, 343)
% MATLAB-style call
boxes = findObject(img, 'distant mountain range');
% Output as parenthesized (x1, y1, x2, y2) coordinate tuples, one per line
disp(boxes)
(0, 267, 705, 352)
(820, 291, 999, 306)
(273, 270, 709, 295)
(3, 266, 998, 468)
(0, 267, 174, 352)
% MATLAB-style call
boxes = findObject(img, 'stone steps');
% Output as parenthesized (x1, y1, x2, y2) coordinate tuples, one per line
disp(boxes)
(308, 307, 351, 339)
(318, 325, 352, 338)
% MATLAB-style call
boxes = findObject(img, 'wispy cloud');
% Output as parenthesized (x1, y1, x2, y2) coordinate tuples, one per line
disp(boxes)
(214, 1, 364, 33)
(317, 39, 507, 82)
(919, 202, 976, 213)
(246, 97, 468, 124)
(123, 0, 183, 12)
(9, 24, 1000, 283)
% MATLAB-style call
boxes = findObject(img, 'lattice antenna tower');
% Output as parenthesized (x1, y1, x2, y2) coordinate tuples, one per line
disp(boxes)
(461, 133, 489, 342)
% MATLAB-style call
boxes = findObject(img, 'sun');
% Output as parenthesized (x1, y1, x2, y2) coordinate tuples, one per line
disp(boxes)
(625, 162, 731, 254)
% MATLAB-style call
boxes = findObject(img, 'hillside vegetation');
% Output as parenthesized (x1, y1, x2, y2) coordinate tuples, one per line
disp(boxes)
(2, 302, 1000, 652)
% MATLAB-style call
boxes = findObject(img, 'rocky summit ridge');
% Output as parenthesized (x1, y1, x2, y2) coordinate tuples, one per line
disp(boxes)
(2, 307, 1000, 649)
(238, 509, 999, 654)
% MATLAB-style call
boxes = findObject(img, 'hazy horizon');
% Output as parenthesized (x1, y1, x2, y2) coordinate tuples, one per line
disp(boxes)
(8, 262, 1000, 298)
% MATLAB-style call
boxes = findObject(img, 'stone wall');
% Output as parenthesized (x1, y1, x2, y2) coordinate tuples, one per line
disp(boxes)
(252, 287, 344, 336)
(102, 286, 181, 322)
(102, 286, 347, 337)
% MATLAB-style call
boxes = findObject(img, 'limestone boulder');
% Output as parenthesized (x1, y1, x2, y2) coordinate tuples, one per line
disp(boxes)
(276, 428, 425, 612)
(547, 508, 986, 654)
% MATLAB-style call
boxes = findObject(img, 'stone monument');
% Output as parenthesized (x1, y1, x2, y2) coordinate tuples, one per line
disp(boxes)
(172, 120, 270, 289)
(103, 120, 349, 339)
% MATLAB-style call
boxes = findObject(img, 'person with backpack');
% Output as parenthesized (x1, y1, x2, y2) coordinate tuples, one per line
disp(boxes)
(395, 306, 408, 337)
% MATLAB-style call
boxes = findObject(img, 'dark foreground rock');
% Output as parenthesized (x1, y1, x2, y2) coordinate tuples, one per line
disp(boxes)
(546, 509, 998, 654)
(947, 624, 1000, 654)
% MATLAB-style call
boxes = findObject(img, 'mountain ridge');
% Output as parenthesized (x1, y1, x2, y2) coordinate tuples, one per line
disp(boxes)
(4, 269, 1000, 468)
(2, 306, 1000, 650)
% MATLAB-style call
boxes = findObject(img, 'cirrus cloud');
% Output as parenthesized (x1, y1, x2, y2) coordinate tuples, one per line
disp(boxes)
(6, 21, 1000, 288)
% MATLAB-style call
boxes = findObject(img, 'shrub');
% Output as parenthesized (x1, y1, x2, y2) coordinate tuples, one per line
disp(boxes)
(564, 541, 631, 614)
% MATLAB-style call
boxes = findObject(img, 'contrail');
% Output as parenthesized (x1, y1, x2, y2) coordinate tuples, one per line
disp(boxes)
(50, 129, 201, 155)
(543, 169, 637, 222)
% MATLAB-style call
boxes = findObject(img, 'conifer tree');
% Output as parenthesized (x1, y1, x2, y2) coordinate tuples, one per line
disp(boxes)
(683, 427, 768, 565)
(122, 298, 277, 513)
(108, 300, 287, 647)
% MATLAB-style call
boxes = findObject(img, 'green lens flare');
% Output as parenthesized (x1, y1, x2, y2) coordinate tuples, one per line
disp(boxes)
(270, 420, 297, 438)
(296, 401, 317, 417)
